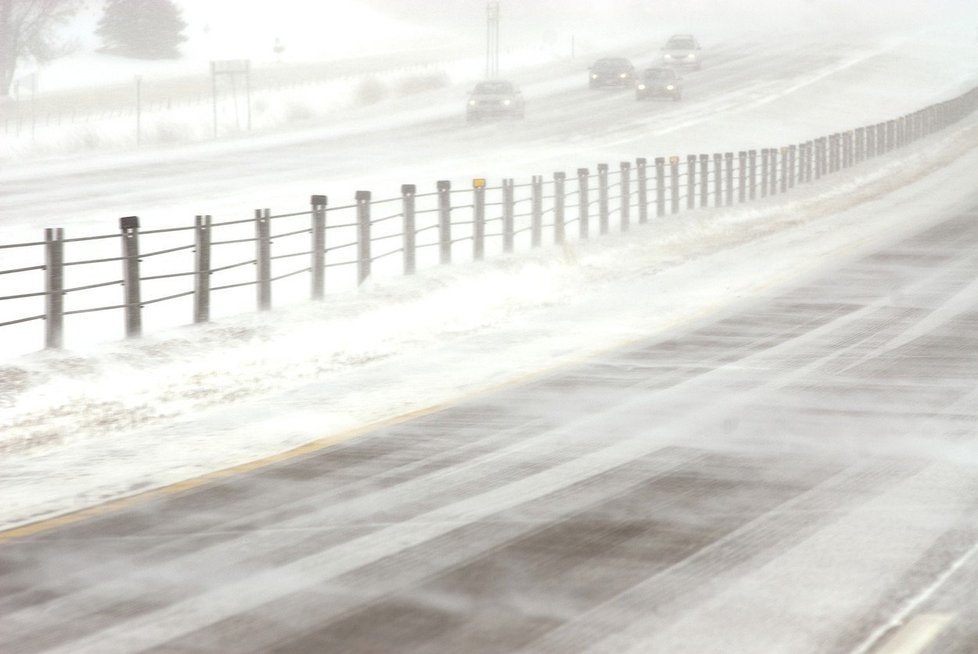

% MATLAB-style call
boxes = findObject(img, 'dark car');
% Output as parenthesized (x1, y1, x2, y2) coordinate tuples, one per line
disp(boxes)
(589, 57, 636, 88)
(636, 67, 682, 101)
(661, 34, 702, 70)
(466, 80, 525, 122)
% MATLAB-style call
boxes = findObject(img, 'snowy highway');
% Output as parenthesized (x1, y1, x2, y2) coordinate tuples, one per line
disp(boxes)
(3, 5, 978, 652)
(1, 31, 968, 238)
(2, 189, 977, 652)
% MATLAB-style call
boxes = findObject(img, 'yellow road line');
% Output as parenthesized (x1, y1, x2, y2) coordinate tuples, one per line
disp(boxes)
(0, 295, 735, 546)
(873, 614, 954, 654)
(0, 405, 444, 544)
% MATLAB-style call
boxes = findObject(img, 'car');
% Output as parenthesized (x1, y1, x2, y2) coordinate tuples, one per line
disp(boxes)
(636, 67, 682, 101)
(588, 57, 636, 88)
(466, 80, 525, 122)
(661, 34, 702, 70)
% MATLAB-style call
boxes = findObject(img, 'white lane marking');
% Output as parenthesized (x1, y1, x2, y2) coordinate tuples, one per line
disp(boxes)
(851, 539, 978, 654)
(841, 273, 978, 374)
(872, 614, 954, 654)
(38, 430, 700, 654)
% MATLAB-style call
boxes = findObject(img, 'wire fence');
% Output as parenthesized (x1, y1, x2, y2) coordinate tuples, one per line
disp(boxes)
(2, 85, 976, 353)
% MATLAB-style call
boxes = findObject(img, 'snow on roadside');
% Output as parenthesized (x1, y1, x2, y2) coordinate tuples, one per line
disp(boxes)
(1, 113, 977, 530)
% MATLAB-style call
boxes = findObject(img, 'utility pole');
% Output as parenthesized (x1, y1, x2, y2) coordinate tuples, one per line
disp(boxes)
(135, 75, 142, 148)
(486, 1, 500, 79)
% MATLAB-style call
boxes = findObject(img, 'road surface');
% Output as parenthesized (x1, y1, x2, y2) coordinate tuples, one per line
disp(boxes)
(1, 195, 976, 652)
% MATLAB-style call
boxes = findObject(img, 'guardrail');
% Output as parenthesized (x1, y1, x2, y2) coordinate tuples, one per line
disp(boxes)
(2, 85, 977, 353)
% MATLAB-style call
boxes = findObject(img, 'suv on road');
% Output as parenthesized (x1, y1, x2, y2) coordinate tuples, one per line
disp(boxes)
(661, 34, 702, 70)
(465, 80, 525, 122)
(466, 80, 525, 122)
(589, 57, 636, 88)
(636, 67, 682, 101)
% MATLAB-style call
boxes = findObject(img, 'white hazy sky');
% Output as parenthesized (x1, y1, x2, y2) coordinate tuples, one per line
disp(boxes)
(62, 0, 976, 62)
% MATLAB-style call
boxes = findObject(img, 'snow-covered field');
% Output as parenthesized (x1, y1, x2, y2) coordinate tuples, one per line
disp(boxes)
(1, 1, 978, 530)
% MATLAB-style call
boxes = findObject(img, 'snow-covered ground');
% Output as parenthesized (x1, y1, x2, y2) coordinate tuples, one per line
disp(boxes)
(1, 2, 978, 530)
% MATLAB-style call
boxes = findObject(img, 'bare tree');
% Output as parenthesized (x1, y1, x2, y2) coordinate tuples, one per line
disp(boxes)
(0, 0, 80, 97)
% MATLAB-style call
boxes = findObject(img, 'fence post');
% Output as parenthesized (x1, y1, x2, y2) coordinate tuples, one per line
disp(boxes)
(855, 127, 865, 163)
(472, 179, 486, 260)
(598, 163, 610, 234)
(670, 156, 680, 214)
(779, 148, 788, 194)
(748, 150, 758, 199)
(255, 209, 272, 309)
(699, 154, 709, 207)
(577, 168, 590, 239)
(813, 140, 820, 179)
(356, 191, 371, 284)
(788, 145, 798, 188)
(620, 161, 631, 231)
(686, 155, 696, 210)
(503, 178, 515, 252)
(554, 172, 566, 245)
(723, 152, 733, 207)
(655, 157, 666, 217)
(437, 180, 451, 264)
(194, 215, 212, 323)
(310, 195, 326, 299)
(800, 141, 815, 182)
(708, 154, 719, 207)
(886, 121, 895, 153)
(738, 152, 747, 202)
(867, 124, 877, 158)
(636, 158, 648, 224)
(844, 131, 853, 168)
(800, 142, 808, 182)
(760, 149, 769, 198)
(120, 216, 142, 337)
(44, 227, 64, 349)
(401, 185, 416, 274)
(531, 174, 543, 246)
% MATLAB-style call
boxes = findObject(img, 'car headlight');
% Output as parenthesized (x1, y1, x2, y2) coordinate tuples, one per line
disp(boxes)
(666, 85, 674, 90)
(664, 53, 673, 58)
(638, 84, 646, 90)
(468, 100, 476, 106)
(503, 99, 511, 105)
(591, 73, 598, 79)
(619, 73, 627, 78)
(688, 53, 696, 59)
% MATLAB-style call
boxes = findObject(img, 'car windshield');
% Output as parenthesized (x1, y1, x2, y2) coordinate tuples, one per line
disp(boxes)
(667, 38, 696, 49)
(474, 81, 514, 94)
(644, 69, 675, 80)
(594, 59, 630, 70)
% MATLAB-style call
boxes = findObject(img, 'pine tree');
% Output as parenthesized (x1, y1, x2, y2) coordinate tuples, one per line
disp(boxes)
(97, 0, 187, 60)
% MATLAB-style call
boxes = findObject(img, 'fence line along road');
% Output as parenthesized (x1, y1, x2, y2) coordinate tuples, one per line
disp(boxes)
(1, 85, 976, 354)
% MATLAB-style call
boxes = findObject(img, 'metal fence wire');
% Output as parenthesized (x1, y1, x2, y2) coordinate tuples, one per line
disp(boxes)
(1, 86, 976, 351)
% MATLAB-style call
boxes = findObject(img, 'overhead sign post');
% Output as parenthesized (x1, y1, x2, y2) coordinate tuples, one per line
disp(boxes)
(13, 72, 38, 141)
(486, 2, 500, 79)
(210, 59, 252, 138)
